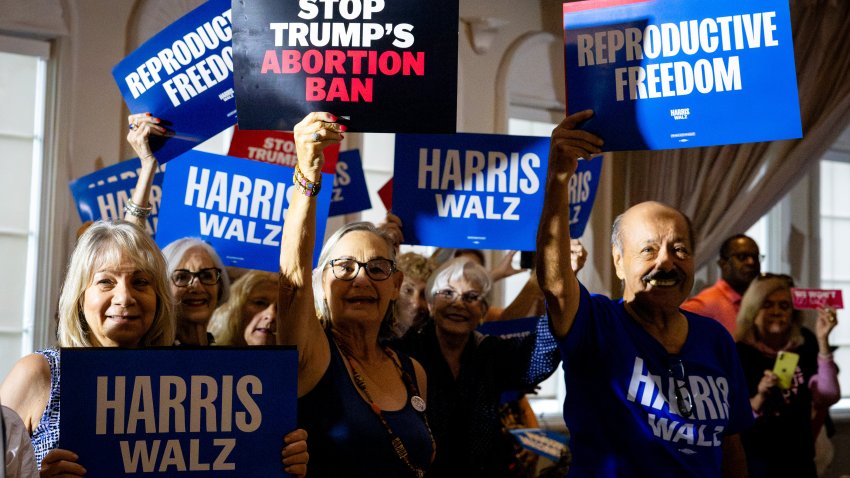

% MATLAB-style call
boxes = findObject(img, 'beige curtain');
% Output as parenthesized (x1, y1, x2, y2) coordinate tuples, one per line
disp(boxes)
(617, 0, 850, 267)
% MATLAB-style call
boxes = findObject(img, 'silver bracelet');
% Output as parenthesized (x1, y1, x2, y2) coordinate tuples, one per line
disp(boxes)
(124, 198, 153, 218)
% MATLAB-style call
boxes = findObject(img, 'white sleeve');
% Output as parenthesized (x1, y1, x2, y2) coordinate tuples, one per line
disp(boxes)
(2, 406, 38, 478)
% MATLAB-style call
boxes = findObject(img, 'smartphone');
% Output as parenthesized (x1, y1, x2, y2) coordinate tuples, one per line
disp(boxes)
(773, 351, 800, 390)
(520, 251, 536, 269)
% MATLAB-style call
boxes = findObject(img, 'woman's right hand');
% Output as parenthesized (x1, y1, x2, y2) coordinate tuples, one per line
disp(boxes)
(756, 369, 779, 397)
(40, 448, 86, 477)
(293, 112, 346, 178)
(126, 112, 170, 164)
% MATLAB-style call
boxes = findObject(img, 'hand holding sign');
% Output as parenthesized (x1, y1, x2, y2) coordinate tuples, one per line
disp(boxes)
(124, 112, 173, 228)
(40, 448, 87, 477)
(549, 110, 605, 179)
(293, 112, 347, 178)
(815, 307, 839, 348)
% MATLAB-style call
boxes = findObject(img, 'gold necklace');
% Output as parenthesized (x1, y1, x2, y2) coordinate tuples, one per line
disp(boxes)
(333, 335, 435, 478)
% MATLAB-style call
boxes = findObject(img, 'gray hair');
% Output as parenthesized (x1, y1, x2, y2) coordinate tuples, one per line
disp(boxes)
(161, 237, 231, 303)
(311, 221, 400, 340)
(610, 204, 696, 254)
(425, 257, 492, 308)
(57, 220, 175, 347)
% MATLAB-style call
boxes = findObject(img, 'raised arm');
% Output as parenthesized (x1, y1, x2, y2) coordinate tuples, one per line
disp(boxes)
(535, 110, 603, 339)
(123, 113, 170, 228)
(278, 112, 344, 397)
(811, 307, 841, 407)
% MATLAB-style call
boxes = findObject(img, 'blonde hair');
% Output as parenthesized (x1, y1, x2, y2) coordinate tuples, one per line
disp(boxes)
(734, 275, 802, 345)
(397, 252, 436, 283)
(57, 221, 175, 347)
(209, 270, 277, 346)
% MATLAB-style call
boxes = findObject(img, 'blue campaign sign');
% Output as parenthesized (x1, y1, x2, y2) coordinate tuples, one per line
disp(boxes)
(58, 347, 297, 477)
(393, 133, 602, 249)
(567, 157, 603, 238)
(509, 428, 570, 462)
(563, 0, 801, 151)
(329, 150, 372, 217)
(112, 0, 236, 163)
(69, 158, 167, 235)
(155, 151, 333, 271)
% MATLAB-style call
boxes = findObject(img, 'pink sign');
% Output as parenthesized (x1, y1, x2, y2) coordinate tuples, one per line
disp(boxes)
(790, 288, 844, 310)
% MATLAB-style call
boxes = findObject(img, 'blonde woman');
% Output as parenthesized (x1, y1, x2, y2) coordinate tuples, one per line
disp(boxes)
(209, 270, 278, 346)
(735, 274, 840, 478)
(0, 221, 175, 476)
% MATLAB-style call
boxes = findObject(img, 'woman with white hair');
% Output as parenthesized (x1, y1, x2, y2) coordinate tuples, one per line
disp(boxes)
(393, 256, 560, 477)
(735, 273, 840, 478)
(161, 237, 230, 346)
(278, 113, 434, 477)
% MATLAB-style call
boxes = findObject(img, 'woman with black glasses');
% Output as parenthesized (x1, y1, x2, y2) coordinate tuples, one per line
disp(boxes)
(278, 112, 434, 477)
(734, 274, 840, 478)
(161, 237, 230, 346)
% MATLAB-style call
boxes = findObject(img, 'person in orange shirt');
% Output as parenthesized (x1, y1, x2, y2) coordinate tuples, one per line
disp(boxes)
(682, 234, 762, 335)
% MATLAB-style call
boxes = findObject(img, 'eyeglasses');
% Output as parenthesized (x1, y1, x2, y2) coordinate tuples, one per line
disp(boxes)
(328, 258, 396, 281)
(668, 357, 694, 418)
(724, 253, 764, 263)
(435, 288, 485, 305)
(171, 268, 222, 287)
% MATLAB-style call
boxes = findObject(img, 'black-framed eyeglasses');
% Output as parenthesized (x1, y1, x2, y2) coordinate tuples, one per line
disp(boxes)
(171, 267, 222, 287)
(328, 258, 396, 281)
(435, 288, 485, 305)
(668, 357, 694, 418)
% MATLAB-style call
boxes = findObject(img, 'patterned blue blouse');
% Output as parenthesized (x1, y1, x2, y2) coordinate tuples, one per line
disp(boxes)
(31, 348, 60, 467)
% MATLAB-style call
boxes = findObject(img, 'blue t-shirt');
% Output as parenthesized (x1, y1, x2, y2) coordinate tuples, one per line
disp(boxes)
(557, 284, 753, 477)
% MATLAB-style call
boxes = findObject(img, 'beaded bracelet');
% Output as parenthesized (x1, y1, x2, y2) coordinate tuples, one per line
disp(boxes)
(293, 163, 322, 197)
(123, 198, 153, 218)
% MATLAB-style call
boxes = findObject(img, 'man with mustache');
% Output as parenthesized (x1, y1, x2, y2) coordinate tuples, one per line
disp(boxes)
(536, 110, 753, 477)
(682, 234, 762, 335)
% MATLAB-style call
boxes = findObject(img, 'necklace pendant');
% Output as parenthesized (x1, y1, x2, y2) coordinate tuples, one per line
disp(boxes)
(410, 395, 426, 412)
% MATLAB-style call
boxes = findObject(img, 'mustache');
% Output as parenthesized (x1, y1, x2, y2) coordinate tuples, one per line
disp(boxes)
(643, 269, 684, 283)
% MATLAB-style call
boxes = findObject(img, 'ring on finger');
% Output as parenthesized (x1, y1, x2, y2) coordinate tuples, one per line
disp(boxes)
(129, 123, 136, 130)
(311, 132, 320, 142)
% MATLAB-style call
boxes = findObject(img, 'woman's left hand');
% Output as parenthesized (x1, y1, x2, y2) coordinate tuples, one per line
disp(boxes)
(281, 428, 308, 478)
(293, 112, 346, 177)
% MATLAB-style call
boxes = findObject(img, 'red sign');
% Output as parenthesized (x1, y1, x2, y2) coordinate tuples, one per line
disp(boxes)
(378, 177, 393, 210)
(227, 126, 338, 174)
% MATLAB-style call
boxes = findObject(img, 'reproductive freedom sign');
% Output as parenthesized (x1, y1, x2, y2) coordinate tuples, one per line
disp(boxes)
(112, 0, 237, 162)
(563, 0, 801, 151)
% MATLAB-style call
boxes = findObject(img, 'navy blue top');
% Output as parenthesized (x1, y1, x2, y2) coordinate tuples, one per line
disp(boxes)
(557, 284, 754, 477)
(394, 316, 559, 477)
(298, 330, 433, 477)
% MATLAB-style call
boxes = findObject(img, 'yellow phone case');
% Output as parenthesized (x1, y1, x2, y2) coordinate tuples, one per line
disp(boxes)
(773, 351, 800, 390)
